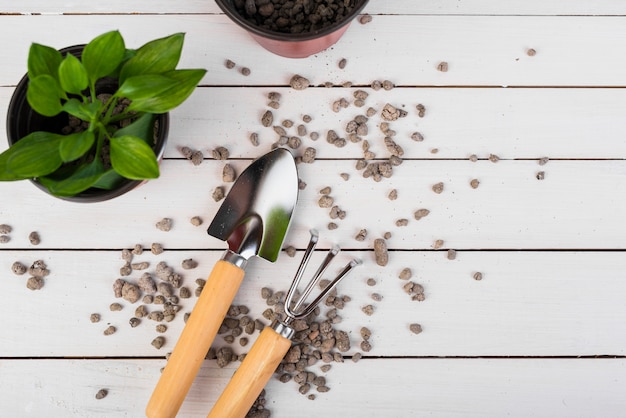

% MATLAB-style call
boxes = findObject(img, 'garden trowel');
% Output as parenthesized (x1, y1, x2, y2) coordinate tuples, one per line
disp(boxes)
(146, 147, 299, 418)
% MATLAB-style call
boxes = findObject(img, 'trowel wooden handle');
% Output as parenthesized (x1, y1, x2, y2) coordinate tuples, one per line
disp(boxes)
(207, 326, 292, 418)
(146, 259, 245, 418)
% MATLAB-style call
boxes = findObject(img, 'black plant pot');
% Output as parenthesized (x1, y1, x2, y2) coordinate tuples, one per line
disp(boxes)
(5, 45, 169, 203)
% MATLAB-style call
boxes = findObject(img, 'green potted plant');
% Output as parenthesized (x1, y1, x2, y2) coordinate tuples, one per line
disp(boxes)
(1, 30, 206, 202)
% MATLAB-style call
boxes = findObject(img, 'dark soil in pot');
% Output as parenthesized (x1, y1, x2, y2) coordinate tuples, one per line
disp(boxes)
(215, 0, 369, 58)
(5, 45, 169, 203)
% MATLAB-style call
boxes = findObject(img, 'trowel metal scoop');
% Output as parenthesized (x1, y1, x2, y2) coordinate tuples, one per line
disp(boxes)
(146, 148, 298, 418)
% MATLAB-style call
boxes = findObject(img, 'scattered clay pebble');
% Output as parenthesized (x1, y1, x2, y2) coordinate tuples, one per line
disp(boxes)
(129, 317, 141, 328)
(90, 313, 101, 323)
(26, 276, 44, 290)
(318, 195, 334, 208)
(384, 232, 392, 240)
(374, 238, 389, 266)
(473, 272, 483, 281)
(382, 80, 394, 91)
(138, 273, 156, 294)
(151, 243, 164, 255)
(109, 303, 123, 312)
(223, 164, 236, 182)
(355, 229, 367, 242)
(0, 235, 10, 243)
(302, 147, 316, 164)
(285, 246, 297, 257)
(212, 186, 225, 202)
(398, 268, 412, 280)
(536, 171, 545, 180)
(182, 258, 198, 270)
(366, 278, 376, 286)
(156, 324, 167, 333)
(240, 66, 251, 76)
(447, 249, 457, 260)
(432, 182, 444, 194)
(151, 336, 165, 349)
(121, 249, 132, 262)
(340, 173, 349, 181)
(225, 59, 236, 69)
(0, 224, 12, 234)
(191, 150, 203, 166)
(132, 262, 149, 271)
(388, 189, 398, 200)
(489, 154, 500, 163)
(395, 219, 409, 227)
(113, 279, 125, 298)
(261, 110, 273, 127)
(28, 231, 41, 245)
(249, 132, 260, 146)
(359, 13, 372, 24)
(327, 222, 338, 230)
(122, 282, 140, 303)
(416, 104, 426, 117)
(103, 326, 116, 336)
(539, 157, 549, 166)
(290, 74, 310, 90)
(470, 179, 480, 189)
(437, 61, 449, 72)
(338, 58, 347, 69)
(213, 146, 230, 160)
(527, 48, 537, 56)
(361, 304, 375, 316)
(11, 261, 27, 275)
(132, 244, 143, 255)
(95, 389, 108, 400)
(155, 218, 172, 232)
(469, 154, 478, 162)
(432, 239, 444, 249)
(179, 287, 191, 299)
(371, 293, 383, 302)
(409, 323, 423, 335)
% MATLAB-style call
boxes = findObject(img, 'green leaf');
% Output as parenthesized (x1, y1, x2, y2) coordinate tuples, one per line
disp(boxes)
(28, 43, 63, 79)
(119, 33, 184, 84)
(113, 112, 156, 143)
(39, 159, 105, 196)
(3, 131, 63, 178)
(62, 98, 101, 121)
(27, 74, 64, 117)
(121, 69, 206, 113)
(117, 74, 177, 102)
(82, 30, 125, 83)
(59, 130, 95, 162)
(58, 53, 89, 94)
(92, 169, 125, 190)
(109, 135, 159, 180)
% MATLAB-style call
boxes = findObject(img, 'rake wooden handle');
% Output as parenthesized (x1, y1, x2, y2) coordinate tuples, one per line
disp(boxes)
(207, 326, 292, 418)
(146, 259, 245, 418)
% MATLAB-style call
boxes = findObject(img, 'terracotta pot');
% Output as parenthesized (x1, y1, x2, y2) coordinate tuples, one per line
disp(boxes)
(215, 0, 369, 58)
(5, 45, 169, 203)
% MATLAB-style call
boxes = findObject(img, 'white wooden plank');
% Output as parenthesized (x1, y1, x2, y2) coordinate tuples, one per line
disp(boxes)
(3, 0, 626, 16)
(1, 15, 626, 86)
(0, 160, 624, 250)
(1, 358, 625, 417)
(2, 250, 625, 357)
(4, 86, 626, 159)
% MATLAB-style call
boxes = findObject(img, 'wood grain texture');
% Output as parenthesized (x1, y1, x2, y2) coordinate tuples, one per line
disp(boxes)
(1, 15, 626, 86)
(1, 358, 625, 417)
(0, 2, 624, 417)
(1, 250, 625, 357)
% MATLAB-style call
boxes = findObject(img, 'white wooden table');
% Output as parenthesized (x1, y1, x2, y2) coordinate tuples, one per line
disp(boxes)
(1, 2, 626, 417)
